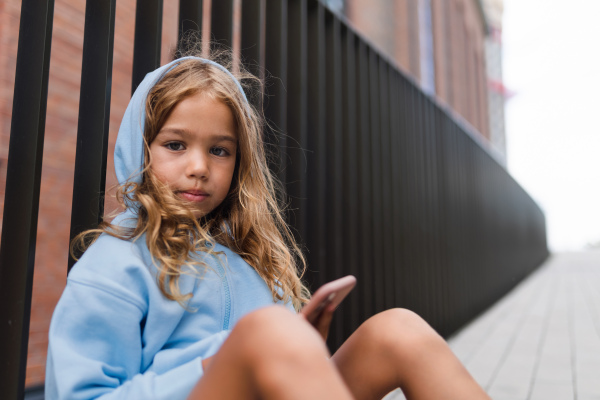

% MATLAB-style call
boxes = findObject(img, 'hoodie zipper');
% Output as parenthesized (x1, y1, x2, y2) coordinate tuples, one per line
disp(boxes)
(209, 252, 231, 330)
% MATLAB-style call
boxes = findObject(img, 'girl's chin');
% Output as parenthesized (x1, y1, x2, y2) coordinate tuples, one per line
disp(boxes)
(192, 211, 205, 219)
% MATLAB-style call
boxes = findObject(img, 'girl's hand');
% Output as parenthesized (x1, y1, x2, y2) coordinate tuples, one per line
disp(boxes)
(298, 276, 356, 342)
(300, 303, 335, 341)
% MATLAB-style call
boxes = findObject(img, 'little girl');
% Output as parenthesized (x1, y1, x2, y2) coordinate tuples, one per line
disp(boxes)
(46, 52, 489, 399)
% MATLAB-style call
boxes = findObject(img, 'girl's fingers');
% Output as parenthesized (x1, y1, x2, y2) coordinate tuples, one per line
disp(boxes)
(313, 306, 335, 341)
(298, 308, 333, 341)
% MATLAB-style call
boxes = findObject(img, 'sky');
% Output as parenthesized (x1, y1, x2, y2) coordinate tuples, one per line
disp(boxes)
(502, 0, 600, 252)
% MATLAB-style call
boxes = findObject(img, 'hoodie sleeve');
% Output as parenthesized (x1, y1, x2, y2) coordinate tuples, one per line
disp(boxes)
(45, 262, 233, 400)
(45, 278, 226, 400)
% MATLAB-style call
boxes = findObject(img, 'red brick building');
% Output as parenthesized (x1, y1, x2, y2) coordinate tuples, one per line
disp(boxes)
(340, 0, 491, 141)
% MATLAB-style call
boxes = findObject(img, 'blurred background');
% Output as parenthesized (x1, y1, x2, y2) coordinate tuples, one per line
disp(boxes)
(503, 0, 600, 252)
(327, 0, 600, 252)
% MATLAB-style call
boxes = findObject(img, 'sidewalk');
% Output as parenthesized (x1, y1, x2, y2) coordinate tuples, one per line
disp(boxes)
(385, 250, 600, 400)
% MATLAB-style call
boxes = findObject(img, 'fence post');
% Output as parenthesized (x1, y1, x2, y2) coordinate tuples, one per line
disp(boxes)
(263, 0, 288, 183)
(211, 0, 234, 48)
(132, 0, 163, 94)
(0, 0, 55, 397)
(68, 0, 116, 270)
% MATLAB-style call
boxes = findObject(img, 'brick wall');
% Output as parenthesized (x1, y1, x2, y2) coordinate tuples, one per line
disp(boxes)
(0, 0, 178, 387)
(432, 0, 489, 139)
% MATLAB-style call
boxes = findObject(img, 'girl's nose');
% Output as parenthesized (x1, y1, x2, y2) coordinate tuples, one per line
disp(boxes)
(186, 153, 209, 179)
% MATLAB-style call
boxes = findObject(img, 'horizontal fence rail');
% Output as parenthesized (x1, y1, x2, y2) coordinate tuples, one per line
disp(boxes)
(0, 0, 548, 396)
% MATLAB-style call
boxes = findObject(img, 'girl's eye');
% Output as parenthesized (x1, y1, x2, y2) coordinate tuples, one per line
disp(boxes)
(210, 147, 229, 157)
(165, 142, 184, 151)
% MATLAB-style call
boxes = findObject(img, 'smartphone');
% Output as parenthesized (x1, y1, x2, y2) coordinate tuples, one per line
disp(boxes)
(301, 275, 357, 324)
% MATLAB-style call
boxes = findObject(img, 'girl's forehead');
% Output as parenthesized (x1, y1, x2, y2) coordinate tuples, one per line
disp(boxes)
(157, 92, 237, 139)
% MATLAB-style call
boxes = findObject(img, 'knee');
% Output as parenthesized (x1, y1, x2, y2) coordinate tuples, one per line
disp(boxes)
(234, 305, 296, 335)
(358, 308, 445, 360)
(232, 306, 328, 362)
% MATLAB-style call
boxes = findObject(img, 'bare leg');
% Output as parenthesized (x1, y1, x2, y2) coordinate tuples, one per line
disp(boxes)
(331, 308, 490, 400)
(188, 306, 354, 400)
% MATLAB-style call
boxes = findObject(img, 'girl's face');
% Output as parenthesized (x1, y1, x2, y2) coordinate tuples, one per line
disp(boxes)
(149, 92, 238, 218)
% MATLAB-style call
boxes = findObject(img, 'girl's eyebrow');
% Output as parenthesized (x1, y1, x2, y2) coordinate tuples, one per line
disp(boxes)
(158, 128, 237, 143)
(212, 134, 237, 144)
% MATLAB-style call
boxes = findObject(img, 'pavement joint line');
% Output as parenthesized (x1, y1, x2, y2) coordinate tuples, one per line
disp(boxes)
(578, 265, 600, 398)
(568, 273, 579, 400)
(581, 268, 600, 342)
(526, 262, 559, 400)
(484, 265, 551, 392)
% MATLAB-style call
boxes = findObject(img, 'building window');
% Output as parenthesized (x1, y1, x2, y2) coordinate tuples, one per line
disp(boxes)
(419, 0, 435, 95)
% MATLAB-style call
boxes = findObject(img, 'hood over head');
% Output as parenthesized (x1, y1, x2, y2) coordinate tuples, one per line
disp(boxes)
(114, 56, 248, 187)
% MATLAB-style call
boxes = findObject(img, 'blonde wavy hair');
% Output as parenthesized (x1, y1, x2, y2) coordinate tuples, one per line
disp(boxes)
(72, 53, 310, 310)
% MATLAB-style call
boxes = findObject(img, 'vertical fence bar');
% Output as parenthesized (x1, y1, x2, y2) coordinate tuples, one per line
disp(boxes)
(408, 85, 422, 317)
(422, 92, 436, 326)
(240, 0, 265, 79)
(179, 0, 203, 43)
(394, 72, 410, 311)
(357, 40, 373, 321)
(457, 125, 470, 323)
(324, 11, 344, 348)
(263, 0, 288, 182)
(423, 93, 435, 325)
(379, 62, 395, 311)
(415, 90, 429, 321)
(341, 26, 360, 334)
(424, 94, 442, 331)
(305, 0, 326, 292)
(286, 0, 308, 258)
(389, 70, 403, 308)
(368, 52, 384, 314)
(0, 1, 55, 396)
(435, 106, 450, 332)
(463, 135, 476, 317)
(443, 110, 455, 332)
(131, 0, 163, 94)
(211, 0, 234, 48)
(68, 0, 117, 271)
(240, 0, 265, 130)
(411, 82, 423, 316)
(420, 93, 433, 326)
(239, 0, 265, 138)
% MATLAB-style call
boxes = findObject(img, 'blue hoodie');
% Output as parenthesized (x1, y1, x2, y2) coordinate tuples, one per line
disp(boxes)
(45, 58, 292, 400)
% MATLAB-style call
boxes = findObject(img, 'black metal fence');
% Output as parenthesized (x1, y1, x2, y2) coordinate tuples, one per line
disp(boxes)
(0, 0, 548, 397)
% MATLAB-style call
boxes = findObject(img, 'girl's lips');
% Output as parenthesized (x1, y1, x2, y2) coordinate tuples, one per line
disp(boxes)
(179, 191, 209, 202)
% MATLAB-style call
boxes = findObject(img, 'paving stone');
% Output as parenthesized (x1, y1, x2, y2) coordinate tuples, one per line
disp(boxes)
(529, 382, 574, 400)
(578, 396, 600, 400)
(488, 380, 530, 400)
(578, 377, 600, 397)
